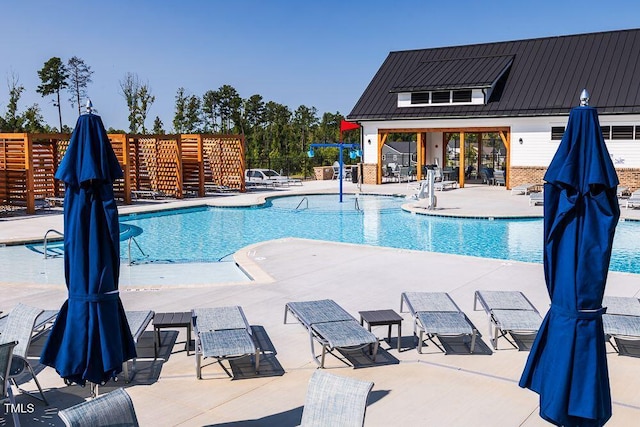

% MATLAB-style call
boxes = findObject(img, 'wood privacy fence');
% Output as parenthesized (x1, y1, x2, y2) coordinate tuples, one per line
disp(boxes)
(0, 133, 245, 214)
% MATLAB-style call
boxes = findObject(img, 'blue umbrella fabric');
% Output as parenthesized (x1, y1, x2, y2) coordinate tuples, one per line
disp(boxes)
(40, 113, 136, 386)
(519, 105, 619, 426)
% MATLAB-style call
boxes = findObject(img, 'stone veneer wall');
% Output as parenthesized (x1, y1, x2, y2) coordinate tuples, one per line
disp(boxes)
(362, 163, 378, 184)
(510, 166, 640, 191)
(509, 167, 547, 188)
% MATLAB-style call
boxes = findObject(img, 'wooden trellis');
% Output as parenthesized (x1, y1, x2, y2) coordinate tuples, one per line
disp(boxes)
(0, 132, 246, 214)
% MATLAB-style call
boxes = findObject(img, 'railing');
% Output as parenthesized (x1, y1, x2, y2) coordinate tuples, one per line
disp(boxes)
(43, 229, 64, 259)
(295, 196, 309, 210)
(43, 226, 146, 266)
(354, 196, 361, 212)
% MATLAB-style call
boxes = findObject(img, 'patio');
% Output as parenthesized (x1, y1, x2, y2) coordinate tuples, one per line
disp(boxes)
(2, 181, 640, 426)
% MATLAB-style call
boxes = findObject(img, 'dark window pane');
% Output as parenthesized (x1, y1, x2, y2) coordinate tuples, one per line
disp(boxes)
(432, 91, 450, 103)
(551, 127, 565, 140)
(611, 125, 633, 140)
(410, 92, 430, 104)
(452, 90, 472, 103)
(601, 126, 611, 139)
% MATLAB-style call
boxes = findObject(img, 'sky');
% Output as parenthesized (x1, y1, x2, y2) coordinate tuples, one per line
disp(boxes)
(2, 0, 640, 132)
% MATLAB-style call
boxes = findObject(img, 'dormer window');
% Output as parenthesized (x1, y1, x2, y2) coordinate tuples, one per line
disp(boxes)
(393, 54, 514, 108)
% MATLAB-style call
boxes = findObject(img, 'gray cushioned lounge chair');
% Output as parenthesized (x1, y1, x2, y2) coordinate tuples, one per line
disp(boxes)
(1, 341, 20, 427)
(602, 296, 640, 354)
(473, 290, 543, 350)
(284, 299, 378, 368)
(192, 306, 259, 379)
(299, 370, 374, 427)
(0, 303, 48, 404)
(400, 292, 478, 354)
(122, 310, 155, 383)
(58, 387, 139, 427)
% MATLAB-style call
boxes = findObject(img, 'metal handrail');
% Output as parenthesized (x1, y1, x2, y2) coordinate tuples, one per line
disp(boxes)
(43, 229, 64, 259)
(127, 237, 146, 266)
(295, 196, 309, 210)
(355, 197, 361, 211)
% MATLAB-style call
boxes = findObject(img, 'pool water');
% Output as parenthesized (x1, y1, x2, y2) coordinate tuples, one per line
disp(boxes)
(119, 194, 640, 275)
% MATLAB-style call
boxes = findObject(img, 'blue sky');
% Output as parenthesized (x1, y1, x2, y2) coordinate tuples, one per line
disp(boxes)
(2, 0, 639, 131)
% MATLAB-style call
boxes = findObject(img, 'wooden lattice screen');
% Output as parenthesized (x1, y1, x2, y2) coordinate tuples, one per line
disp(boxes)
(203, 135, 245, 191)
(1, 132, 245, 214)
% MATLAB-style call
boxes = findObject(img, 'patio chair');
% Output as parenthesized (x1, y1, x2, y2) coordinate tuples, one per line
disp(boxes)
(299, 370, 374, 427)
(58, 387, 139, 427)
(284, 299, 378, 368)
(1, 341, 20, 427)
(625, 190, 640, 209)
(192, 306, 260, 379)
(122, 310, 155, 383)
(529, 191, 544, 206)
(473, 290, 543, 350)
(493, 169, 506, 186)
(0, 303, 48, 404)
(511, 183, 537, 195)
(400, 292, 478, 354)
(602, 296, 640, 354)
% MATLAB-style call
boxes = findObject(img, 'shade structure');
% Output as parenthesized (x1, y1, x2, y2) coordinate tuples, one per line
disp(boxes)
(519, 105, 619, 426)
(40, 113, 136, 386)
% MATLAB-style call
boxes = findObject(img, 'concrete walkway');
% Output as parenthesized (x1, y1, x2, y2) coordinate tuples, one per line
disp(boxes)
(2, 180, 640, 426)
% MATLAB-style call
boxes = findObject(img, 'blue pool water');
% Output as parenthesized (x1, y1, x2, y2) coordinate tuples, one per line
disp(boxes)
(118, 194, 640, 275)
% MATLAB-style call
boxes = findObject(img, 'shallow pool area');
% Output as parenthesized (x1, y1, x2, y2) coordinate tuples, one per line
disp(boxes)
(113, 194, 640, 275)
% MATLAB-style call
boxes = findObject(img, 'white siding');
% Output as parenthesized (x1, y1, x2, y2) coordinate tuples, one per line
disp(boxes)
(360, 114, 640, 168)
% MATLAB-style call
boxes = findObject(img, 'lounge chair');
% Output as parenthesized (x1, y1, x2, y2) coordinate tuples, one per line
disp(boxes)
(473, 290, 543, 350)
(0, 303, 48, 404)
(511, 183, 537, 195)
(299, 370, 374, 427)
(192, 306, 259, 379)
(493, 170, 506, 186)
(122, 310, 155, 383)
(602, 296, 640, 354)
(617, 185, 629, 198)
(1, 341, 20, 427)
(625, 190, 640, 209)
(284, 299, 378, 368)
(58, 387, 139, 427)
(529, 191, 544, 206)
(400, 292, 478, 354)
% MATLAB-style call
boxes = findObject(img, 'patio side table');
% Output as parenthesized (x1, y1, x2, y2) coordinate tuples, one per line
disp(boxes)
(153, 312, 193, 355)
(359, 309, 403, 351)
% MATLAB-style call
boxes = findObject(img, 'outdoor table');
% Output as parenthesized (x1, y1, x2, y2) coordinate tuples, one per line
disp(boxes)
(153, 312, 193, 355)
(359, 309, 403, 351)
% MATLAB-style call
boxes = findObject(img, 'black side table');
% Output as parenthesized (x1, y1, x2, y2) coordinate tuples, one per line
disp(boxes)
(359, 309, 403, 351)
(153, 312, 193, 355)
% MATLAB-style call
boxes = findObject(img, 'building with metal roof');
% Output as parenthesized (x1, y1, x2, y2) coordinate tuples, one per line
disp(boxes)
(347, 29, 640, 189)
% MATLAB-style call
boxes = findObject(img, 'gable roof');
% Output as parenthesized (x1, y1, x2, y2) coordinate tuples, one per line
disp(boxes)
(348, 29, 640, 121)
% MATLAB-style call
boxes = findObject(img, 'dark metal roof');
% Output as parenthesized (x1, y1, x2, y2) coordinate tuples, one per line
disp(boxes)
(390, 55, 514, 92)
(348, 29, 640, 121)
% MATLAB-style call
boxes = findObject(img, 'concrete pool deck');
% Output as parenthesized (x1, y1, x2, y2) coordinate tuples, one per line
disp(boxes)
(1, 180, 640, 426)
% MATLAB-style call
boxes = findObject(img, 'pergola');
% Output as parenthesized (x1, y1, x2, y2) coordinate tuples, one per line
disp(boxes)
(0, 133, 245, 214)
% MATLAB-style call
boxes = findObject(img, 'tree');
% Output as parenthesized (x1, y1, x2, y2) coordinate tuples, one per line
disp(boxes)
(2, 73, 25, 132)
(37, 57, 68, 132)
(202, 89, 220, 132)
(67, 56, 93, 116)
(119, 72, 141, 133)
(152, 116, 165, 134)
(172, 88, 201, 133)
(137, 83, 155, 134)
(22, 104, 48, 133)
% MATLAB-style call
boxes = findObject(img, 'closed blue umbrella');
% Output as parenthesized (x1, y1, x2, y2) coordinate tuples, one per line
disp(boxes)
(519, 92, 619, 426)
(41, 110, 136, 386)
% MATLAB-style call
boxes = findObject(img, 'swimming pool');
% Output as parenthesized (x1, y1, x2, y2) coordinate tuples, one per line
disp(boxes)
(119, 194, 640, 275)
